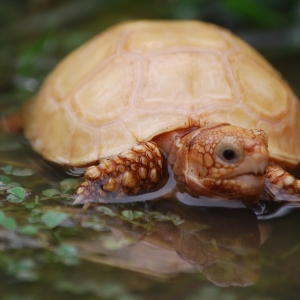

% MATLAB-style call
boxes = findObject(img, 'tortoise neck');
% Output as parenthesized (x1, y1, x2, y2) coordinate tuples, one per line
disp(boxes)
(153, 127, 198, 156)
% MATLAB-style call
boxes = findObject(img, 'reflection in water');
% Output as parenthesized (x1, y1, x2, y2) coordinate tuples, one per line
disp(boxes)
(68, 200, 268, 287)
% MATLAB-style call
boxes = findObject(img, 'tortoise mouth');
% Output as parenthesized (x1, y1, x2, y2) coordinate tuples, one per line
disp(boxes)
(222, 173, 265, 203)
(230, 173, 265, 189)
(230, 171, 265, 178)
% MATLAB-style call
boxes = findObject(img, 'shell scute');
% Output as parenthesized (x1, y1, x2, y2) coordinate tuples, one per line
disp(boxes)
(137, 52, 234, 110)
(42, 107, 75, 164)
(69, 122, 100, 166)
(122, 23, 231, 53)
(47, 32, 122, 101)
(229, 53, 289, 120)
(70, 55, 138, 126)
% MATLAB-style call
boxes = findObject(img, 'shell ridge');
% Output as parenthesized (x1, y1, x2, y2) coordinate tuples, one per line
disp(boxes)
(222, 53, 241, 104)
(38, 108, 55, 155)
(144, 48, 223, 58)
(63, 102, 78, 164)
(129, 56, 142, 110)
(32, 89, 59, 156)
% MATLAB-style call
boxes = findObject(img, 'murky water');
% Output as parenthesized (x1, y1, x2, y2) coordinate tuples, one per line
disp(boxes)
(0, 112, 300, 299)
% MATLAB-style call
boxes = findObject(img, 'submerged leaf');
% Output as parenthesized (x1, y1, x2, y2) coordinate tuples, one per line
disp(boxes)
(60, 178, 79, 193)
(41, 211, 68, 228)
(2, 217, 17, 230)
(122, 210, 144, 220)
(0, 166, 34, 177)
(0, 181, 21, 191)
(9, 258, 39, 281)
(7, 194, 24, 203)
(81, 221, 108, 231)
(55, 244, 78, 257)
(148, 211, 185, 226)
(0, 165, 13, 174)
(96, 206, 117, 217)
(133, 211, 144, 219)
(19, 225, 38, 235)
(0, 175, 11, 185)
(27, 209, 43, 224)
(122, 210, 134, 220)
(102, 237, 134, 250)
(12, 168, 35, 176)
(55, 244, 79, 266)
(42, 189, 61, 198)
(6, 187, 26, 203)
(0, 212, 17, 230)
(7, 187, 26, 199)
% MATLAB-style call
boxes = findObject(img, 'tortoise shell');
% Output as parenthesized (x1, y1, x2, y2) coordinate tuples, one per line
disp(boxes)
(23, 20, 300, 167)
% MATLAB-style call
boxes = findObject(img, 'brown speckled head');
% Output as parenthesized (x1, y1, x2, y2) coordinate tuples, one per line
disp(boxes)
(170, 124, 269, 203)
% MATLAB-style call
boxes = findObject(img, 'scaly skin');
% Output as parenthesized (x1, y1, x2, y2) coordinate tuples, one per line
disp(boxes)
(265, 164, 300, 200)
(74, 123, 300, 204)
(75, 142, 163, 204)
(168, 124, 269, 204)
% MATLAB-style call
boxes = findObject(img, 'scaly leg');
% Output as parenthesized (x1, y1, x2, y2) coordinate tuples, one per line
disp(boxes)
(74, 142, 164, 204)
(264, 163, 300, 201)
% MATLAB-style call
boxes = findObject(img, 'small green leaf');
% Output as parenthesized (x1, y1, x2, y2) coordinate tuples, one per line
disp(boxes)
(172, 217, 185, 226)
(0, 181, 20, 191)
(166, 212, 185, 226)
(55, 244, 78, 257)
(12, 258, 38, 281)
(41, 211, 68, 228)
(7, 187, 26, 201)
(7, 194, 24, 203)
(122, 210, 134, 220)
(96, 206, 117, 217)
(42, 189, 61, 198)
(148, 211, 184, 225)
(0, 216, 17, 230)
(133, 211, 144, 219)
(149, 212, 169, 221)
(7, 186, 26, 198)
(0, 175, 11, 185)
(81, 222, 107, 231)
(23, 202, 41, 209)
(19, 224, 38, 235)
(12, 168, 35, 176)
(122, 210, 144, 220)
(60, 178, 79, 193)
(102, 237, 134, 250)
(55, 244, 79, 266)
(0, 165, 13, 174)
(27, 214, 41, 224)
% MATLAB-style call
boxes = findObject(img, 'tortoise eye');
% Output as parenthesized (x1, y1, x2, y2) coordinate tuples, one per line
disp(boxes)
(215, 141, 242, 164)
(222, 149, 236, 161)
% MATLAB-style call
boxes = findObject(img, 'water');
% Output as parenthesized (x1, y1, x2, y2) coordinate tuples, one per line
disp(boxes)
(0, 126, 300, 299)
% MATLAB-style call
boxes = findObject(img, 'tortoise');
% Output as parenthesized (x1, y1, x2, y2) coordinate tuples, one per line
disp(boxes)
(16, 20, 300, 204)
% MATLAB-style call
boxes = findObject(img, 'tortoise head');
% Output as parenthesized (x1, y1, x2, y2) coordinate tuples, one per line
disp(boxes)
(170, 123, 269, 203)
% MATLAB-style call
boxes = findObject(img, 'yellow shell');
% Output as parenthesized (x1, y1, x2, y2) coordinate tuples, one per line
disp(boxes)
(23, 20, 300, 167)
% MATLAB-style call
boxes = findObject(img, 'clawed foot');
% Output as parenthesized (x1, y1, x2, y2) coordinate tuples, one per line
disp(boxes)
(74, 142, 164, 204)
(264, 164, 300, 201)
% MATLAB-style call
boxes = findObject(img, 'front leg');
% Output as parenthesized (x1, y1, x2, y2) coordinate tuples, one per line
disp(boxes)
(264, 163, 300, 201)
(74, 142, 164, 204)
